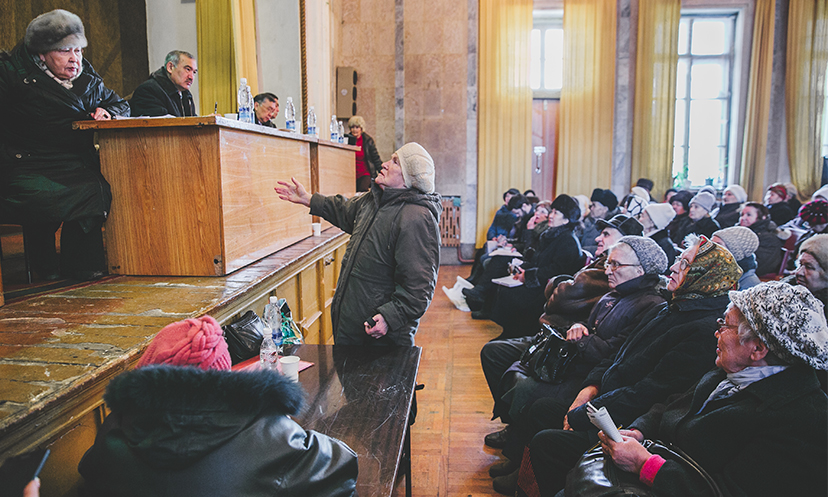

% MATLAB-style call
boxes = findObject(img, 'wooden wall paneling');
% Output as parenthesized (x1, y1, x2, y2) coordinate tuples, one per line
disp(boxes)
(100, 127, 224, 276)
(298, 263, 322, 344)
(316, 144, 357, 229)
(219, 129, 312, 272)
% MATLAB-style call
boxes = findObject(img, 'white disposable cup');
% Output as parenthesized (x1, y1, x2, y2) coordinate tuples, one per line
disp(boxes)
(224, 113, 238, 120)
(279, 355, 300, 382)
(312, 222, 322, 236)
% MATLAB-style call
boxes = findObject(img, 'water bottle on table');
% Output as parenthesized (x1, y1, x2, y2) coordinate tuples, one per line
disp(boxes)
(260, 296, 283, 370)
(307, 106, 318, 137)
(285, 97, 296, 132)
(237, 78, 252, 123)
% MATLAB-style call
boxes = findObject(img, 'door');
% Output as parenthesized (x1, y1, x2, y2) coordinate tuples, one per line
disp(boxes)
(531, 99, 560, 200)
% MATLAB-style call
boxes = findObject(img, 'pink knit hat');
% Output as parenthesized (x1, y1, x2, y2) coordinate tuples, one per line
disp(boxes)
(137, 316, 231, 370)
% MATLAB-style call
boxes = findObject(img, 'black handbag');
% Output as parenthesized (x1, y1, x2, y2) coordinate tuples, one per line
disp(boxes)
(565, 440, 723, 497)
(520, 323, 578, 384)
(221, 310, 265, 365)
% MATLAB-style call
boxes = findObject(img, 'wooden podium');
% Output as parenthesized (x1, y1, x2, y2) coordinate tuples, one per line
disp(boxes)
(75, 117, 356, 276)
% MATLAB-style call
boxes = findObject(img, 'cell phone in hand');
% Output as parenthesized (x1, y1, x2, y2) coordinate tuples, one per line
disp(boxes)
(365, 317, 377, 328)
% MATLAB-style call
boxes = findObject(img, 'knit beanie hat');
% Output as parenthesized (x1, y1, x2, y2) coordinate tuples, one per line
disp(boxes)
(574, 195, 590, 221)
(137, 316, 231, 370)
(636, 178, 654, 192)
(724, 184, 748, 203)
(674, 235, 742, 300)
(690, 191, 716, 213)
(813, 185, 828, 202)
(591, 188, 618, 211)
(712, 226, 759, 262)
(798, 200, 828, 227)
(631, 187, 650, 202)
(670, 190, 694, 213)
(617, 236, 668, 275)
(767, 183, 787, 199)
(699, 185, 717, 197)
(597, 213, 644, 236)
(800, 234, 828, 272)
(397, 142, 435, 194)
(643, 203, 676, 230)
(25, 9, 88, 54)
(625, 195, 648, 218)
(551, 194, 581, 223)
(730, 281, 828, 370)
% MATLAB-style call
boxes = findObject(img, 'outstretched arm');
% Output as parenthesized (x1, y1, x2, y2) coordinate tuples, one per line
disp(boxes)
(275, 177, 312, 207)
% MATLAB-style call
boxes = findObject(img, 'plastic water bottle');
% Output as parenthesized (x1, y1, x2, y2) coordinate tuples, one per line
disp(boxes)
(245, 85, 254, 123)
(307, 106, 317, 137)
(238, 78, 252, 123)
(285, 97, 296, 132)
(330, 115, 339, 141)
(338, 121, 345, 143)
(260, 296, 283, 370)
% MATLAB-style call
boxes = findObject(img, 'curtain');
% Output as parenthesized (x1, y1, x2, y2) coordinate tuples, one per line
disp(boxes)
(477, 0, 533, 247)
(786, 0, 828, 199)
(556, 0, 616, 197)
(740, 0, 776, 203)
(631, 0, 680, 201)
(196, 0, 259, 116)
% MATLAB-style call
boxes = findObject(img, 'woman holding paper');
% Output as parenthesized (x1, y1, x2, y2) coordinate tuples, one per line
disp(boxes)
(597, 281, 827, 497)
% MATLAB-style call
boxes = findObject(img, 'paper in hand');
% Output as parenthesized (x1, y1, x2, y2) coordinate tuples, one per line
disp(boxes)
(586, 402, 623, 442)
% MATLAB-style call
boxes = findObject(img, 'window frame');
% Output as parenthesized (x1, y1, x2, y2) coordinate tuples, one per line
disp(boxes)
(532, 11, 563, 100)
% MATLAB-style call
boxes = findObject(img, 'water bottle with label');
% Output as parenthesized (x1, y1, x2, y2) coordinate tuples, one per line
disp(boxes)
(238, 78, 252, 123)
(330, 115, 339, 142)
(338, 121, 345, 143)
(285, 97, 296, 132)
(307, 106, 318, 137)
(260, 296, 283, 370)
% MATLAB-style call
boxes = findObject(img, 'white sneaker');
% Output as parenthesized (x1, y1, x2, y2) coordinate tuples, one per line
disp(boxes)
(455, 275, 475, 290)
(442, 285, 471, 312)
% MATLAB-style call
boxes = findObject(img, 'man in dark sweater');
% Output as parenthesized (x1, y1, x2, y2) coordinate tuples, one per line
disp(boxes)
(130, 50, 197, 117)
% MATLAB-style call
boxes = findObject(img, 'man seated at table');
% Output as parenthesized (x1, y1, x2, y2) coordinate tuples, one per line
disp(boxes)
(130, 50, 197, 117)
(253, 92, 279, 128)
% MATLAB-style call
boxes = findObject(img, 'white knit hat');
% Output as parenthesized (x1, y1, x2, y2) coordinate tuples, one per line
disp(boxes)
(725, 184, 748, 203)
(25, 9, 88, 54)
(397, 142, 435, 194)
(643, 203, 676, 230)
(730, 281, 828, 370)
(690, 191, 716, 213)
(631, 186, 650, 201)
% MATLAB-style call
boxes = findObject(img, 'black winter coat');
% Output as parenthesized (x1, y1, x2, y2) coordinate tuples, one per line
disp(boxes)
(748, 217, 784, 276)
(712, 202, 740, 228)
(78, 366, 358, 497)
(688, 216, 719, 239)
(310, 184, 442, 346)
(567, 294, 728, 432)
(667, 212, 694, 245)
(130, 66, 196, 117)
(0, 44, 129, 229)
(347, 132, 382, 178)
(648, 229, 676, 269)
(630, 366, 827, 497)
(767, 201, 794, 227)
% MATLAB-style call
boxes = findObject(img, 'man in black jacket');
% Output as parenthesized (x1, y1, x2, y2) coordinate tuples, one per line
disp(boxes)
(253, 92, 278, 128)
(130, 50, 197, 117)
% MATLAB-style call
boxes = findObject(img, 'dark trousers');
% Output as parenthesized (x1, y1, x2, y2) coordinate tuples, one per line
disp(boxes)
(480, 337, 533, 422)
(24, 220, 105, 278)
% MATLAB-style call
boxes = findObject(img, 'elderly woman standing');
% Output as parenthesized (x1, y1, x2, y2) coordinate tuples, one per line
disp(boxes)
(0, 10, 129, 281)
(597, 281, 827, 497)
(346, 115, 382, 192)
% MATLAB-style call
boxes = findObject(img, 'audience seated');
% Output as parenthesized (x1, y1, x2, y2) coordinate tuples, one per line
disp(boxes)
(764, 183, 795, 227)
(784, 181, 801, 213)
(78, 316, 358, 496)
(739, 202, 786, 276)
(792, 200, 828, 261)
(687, 191, 720, 238)
(487, 188, 521, 240)
(712, 226, 761, 289)
(513, 235, 741, 496)
(634, 178, 656, 202)
(794, 234, 828, 318)
(712, 184, 746, 228)
(580, 189, 619, 255)
(666, 190, 694, 245)
(484, 238, 667, 493)
(663, 188, 678, 204)
(594, 282, 827, 497)
(639, 203, 677, 267)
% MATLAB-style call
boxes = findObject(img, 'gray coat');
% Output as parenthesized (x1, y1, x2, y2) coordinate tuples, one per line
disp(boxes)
(310, 184, 441, 345)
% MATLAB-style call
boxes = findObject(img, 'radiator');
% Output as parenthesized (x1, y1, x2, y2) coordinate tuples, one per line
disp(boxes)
(440, 197, 461, 247)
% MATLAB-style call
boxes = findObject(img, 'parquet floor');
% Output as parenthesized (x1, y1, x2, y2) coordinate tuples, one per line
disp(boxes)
(392, 264, 507, 496)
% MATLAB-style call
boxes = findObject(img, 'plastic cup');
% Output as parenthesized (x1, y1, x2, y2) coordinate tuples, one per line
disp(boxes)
(312, 223, 322, 236)
(224, 113, 238, 120)
(279, 355, 300, 382)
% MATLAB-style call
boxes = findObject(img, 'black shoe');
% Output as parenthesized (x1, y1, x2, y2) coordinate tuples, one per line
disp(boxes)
(492, 469, 520, 495)
(489, 458, 519, 477)
(484, 427, 510, 449)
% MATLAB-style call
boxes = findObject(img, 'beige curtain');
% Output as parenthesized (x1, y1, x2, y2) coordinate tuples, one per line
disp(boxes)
(556, 0, 616, 196)
(786, 0, 828, 199)
(740, 0, 776, 202)
(631, 0, 680, 201)
(196, 0, 259, 115)
(477, 0, 533, 247)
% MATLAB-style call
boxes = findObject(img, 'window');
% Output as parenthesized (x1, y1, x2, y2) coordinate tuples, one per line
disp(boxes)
(673, 15, 737, 189)
(531, 14, 563, 98)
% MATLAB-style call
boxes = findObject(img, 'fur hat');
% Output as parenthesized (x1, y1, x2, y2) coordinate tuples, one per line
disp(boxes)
(25, 9, 88, 54)
(724, 184, 748, 203)
(551, 194, 581, 223)
(730, 281, 828, 370)
(597, 213, 644, 236)
(635, 178, 654, 192)
(798, 200, 828, 227)
(712, 226, 759, 262)
(767, 183, 787, 200)
(138, 316, 231, 371)
(591, 188, 618, 211)
(800, 234, 828, 272)
(396, 142, 435, 194)
(616, 235, 668, 275)
(670, 190, 694, 212)
(690, 191, 716, 213)
(348, 115, 366, 129)
(643, 203, 676, 230)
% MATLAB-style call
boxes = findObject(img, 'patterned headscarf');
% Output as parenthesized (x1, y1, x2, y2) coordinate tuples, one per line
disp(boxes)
(673, 236, 742, 301)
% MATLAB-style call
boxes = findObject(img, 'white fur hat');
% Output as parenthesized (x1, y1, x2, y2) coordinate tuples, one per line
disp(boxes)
(397, 142, 435, 194)
(25, 9, 88, 54)
(643, 203, 676, 230)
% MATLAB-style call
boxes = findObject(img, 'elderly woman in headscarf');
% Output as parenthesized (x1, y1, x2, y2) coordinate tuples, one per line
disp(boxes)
(79, 316, 358, 496)
(0, 10, 130, 281)
(346, 115, 382, 192)
(513, 235, 742, 496)
(597, 281, 827, 497)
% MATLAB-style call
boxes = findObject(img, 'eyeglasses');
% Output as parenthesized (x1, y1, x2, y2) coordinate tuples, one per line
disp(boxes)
(676, 258, 691, 271)
(716, 318, 738, 331)
(605, 260, 641, 271)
